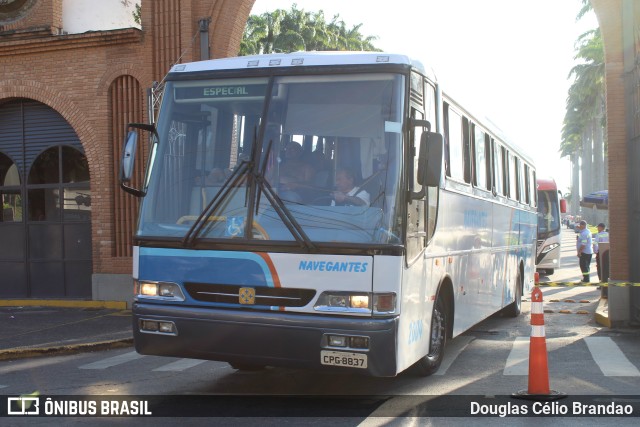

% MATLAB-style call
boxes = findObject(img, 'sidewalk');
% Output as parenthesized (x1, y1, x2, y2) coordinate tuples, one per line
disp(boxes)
(0, 300, 132, 361)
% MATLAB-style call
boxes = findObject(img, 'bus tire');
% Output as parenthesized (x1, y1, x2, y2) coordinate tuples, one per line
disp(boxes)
(504, 272, 522, 317)
(411, 295, 447, 376)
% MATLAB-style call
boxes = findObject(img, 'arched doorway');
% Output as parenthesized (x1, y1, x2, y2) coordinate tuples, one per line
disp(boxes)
(0, 99, 92, 298)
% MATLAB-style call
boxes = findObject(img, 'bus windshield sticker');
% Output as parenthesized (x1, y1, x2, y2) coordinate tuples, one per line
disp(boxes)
(226, 216, 244, 237)
(385, 121, 402, 133)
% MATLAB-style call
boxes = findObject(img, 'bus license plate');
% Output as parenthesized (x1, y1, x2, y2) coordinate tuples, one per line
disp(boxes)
(321, 351, 367, 369)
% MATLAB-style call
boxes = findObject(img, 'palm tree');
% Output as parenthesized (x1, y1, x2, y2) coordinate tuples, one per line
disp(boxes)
(240, 5, 379, 56)
(561, 4, 606, 216)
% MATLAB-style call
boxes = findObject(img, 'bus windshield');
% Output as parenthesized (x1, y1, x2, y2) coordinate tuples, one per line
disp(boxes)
(537, 189, 560, 235)
(137, 73, 405, 245)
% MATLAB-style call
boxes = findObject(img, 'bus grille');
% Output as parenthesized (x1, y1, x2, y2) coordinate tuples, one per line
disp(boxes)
(184, 282, 316, 307)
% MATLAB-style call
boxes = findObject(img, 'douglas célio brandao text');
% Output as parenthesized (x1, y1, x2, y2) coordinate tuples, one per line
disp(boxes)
(470, 400, 635, 417)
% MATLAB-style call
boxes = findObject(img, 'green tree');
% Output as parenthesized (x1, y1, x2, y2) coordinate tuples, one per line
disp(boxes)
(561, 1, 605, 214)
(240, 4, 380, 55)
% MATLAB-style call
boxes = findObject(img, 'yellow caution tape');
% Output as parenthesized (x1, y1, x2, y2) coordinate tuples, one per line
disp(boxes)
(536, 282, 640, 287)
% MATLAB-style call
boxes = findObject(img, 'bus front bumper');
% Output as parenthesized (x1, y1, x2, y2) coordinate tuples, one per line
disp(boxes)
(132, 302, 399, 377)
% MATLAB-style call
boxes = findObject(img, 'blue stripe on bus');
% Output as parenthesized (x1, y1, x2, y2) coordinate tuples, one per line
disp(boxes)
(139, 248, 277, 288)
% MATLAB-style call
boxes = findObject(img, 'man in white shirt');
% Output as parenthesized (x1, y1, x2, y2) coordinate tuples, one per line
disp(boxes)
(576, 220, 593, 283)
(331, 169, 370, 207)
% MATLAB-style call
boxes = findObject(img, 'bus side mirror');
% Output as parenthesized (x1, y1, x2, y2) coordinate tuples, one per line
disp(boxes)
(120, 122, 156, 197)
(560, 198, 567, 214)
(418, 131, 443, 188)
(121, 131, 137, 183)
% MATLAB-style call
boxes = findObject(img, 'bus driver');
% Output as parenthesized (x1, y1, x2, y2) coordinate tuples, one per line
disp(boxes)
(331, 169, 370, 207)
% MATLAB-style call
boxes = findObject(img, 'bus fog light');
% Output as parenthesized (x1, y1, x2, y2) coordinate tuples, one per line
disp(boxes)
(158, 321, 175, 333)
(328, 335, 348, 347)
(350, 336, 369, 349)
(140, 320, 159, 332)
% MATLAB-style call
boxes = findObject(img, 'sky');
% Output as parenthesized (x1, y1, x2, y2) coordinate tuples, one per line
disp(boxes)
(250, 0, 599, 195)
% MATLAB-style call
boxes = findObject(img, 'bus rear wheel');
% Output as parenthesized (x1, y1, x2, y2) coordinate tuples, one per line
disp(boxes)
(411, 295, 447, 376)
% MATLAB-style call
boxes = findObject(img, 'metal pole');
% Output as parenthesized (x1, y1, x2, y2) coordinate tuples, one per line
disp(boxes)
(199, 18, 211, 60)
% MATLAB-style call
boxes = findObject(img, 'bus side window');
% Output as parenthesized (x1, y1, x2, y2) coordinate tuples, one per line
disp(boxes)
(502, 147, 510, 197)
(472, 124, 487, 190)
(530, 169, 537, 207)
(523, 163, 529, 204)
(484, 133, 492, 191)
(424, 82, 436, 129)
(492, 139, 503, 196)
(445, 105, 464, 182)
(462, 117, 471, 184)
(508, 152, 517, 200)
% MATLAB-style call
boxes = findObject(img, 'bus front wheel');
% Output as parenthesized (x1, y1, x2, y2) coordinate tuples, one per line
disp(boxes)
(411, 295, 447, 376)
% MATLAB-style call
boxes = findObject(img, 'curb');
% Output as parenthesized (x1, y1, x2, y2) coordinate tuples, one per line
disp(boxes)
(594, 298, 610, 328)
(0, 338, 133, 361)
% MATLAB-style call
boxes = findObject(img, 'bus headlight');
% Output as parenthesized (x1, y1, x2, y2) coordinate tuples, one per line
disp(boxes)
(314, 292, 396, 314)
(541, 243, 560, 254)
(134, 280, 185, 301)
(315, 292, 369, 313)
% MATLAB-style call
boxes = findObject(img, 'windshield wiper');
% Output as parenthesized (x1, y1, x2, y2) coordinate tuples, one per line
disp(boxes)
(182, 160, 250, 247)
(182, 125, 316, 251)
(246, 130, 316, 252)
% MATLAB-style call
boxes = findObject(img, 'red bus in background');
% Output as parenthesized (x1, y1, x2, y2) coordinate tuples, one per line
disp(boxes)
(536, 178, 567, 275)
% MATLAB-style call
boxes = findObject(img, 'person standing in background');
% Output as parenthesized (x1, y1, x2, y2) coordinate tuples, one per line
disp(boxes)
(576, 220, 593, 283)
(593, 223, 610, 282)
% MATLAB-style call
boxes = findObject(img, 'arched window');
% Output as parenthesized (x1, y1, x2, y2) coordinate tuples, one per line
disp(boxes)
(27, 146, 90, 222)
(0, 152, 22, 222)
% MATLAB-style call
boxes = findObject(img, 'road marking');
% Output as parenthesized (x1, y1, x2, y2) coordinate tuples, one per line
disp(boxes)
(584, 337, 640, 377)
(153, 358, 207, 372)
(434, 336, 474, 375)
(503, 336, 529, 375)
(0, 385, 7, 389)
(79, 351, 144, 370)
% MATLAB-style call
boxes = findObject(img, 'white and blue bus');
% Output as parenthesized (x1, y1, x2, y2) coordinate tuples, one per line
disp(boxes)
(120, 52, 537, 377)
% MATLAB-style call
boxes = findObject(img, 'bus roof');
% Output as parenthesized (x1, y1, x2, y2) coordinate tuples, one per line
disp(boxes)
(168, 51, 436, 81)
(537, 178, 558, 191)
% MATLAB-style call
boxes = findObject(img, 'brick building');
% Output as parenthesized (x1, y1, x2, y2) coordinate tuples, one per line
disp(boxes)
(592, 0, 640, 324)
(0, 0, 255, 302)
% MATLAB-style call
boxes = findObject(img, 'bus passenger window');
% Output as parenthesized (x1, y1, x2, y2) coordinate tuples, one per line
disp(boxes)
(446, 106, 464, 182)
(492, 140, 503, 196)
(473, 125, 487, 190)
(509, 153, 517, 200)
(502, 147, 510, 197)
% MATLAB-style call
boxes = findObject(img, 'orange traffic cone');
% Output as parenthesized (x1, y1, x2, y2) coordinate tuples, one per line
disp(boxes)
(513, 286, 566, 401)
